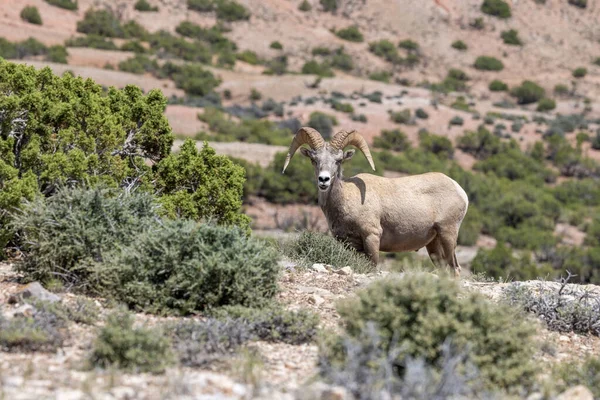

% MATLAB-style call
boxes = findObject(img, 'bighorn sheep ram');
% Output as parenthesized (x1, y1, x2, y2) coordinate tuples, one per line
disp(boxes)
(282, 127, 469, 276)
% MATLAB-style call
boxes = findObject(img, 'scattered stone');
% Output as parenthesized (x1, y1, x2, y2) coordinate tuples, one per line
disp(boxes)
(555, 385, 594, 400)
(526, 393, 543, 400)
(308, 294, 325, 307)
(311, 263, 329, 273)
(2, 376, 24, 387)
(335, 266, 353, 276)
(8, 282, 60, 304)
(278, 260, 298, 271)
(559, 335, 570, 342)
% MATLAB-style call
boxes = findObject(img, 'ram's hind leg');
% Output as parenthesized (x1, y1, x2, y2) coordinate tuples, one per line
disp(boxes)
(440, 229, 462, 277)
(426, 236, 445, 269)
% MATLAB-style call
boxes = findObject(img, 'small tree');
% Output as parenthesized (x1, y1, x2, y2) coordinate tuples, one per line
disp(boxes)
(573, 67, 587, 78)
(20, 6, 42, 25)
(269, 41, 283, 50)
(489, 79, 508, 91)
(510, 80, 545, 104)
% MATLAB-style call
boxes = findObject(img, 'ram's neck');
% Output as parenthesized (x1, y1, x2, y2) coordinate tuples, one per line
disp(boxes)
(318, 177, 344, 211)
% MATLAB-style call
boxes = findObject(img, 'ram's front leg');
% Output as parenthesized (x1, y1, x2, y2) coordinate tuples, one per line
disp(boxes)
(363, 234, 380, 266)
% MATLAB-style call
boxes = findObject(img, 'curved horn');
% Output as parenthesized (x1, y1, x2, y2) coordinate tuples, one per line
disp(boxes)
(282, 127, 325, 173)
(330, 130, 376, 171)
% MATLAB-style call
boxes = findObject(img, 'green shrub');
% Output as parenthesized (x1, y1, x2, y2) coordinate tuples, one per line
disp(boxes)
(451, 96, 472, 112)
(449, 116, 464, 126)
(435, 68, 470, 92)
(554, 84, 569, 96)
(536, 98, 556, 112)
(470, 17, 485, 29)
(0, 38, 17, 59)
(457, 126, 502, 159)
(302, 60, 334, 77)
(122, 20, 149, 40)
(554, 357, 600, 398)
(170, 318, 252, 366)
(0, 61, 173, 251)
(197, 107, 290, 145)
(65, 35, 118, 50)
(134, 0, 159, 11)
(335, 26, 363, 42)
(451, 40, 467, 50)
(236, 50, 260, 65)
(159, 62, 221, 96)
(510, 80, 545, 104)
(211, 305, 319, 344)
(331, 101, 354, 113)
(572, 67, 587, 78)
(373, 129, 411, 151)
(76, 9, 124, 38)
(120, 40, 146, 53)
(270, 41, 283, 50)
(66, 298, 101, 325)
(249, 88, 262, 101)
(398, 39, 419, 52)
(155, 140, 250, 229)
(282, 231, 374, 273)
(263, 55, 288, 75)
(89, 311, 172, 373)
(415, 108, 429, 119)
(368, 40, 400, 64)
(474, 56, 504, 71)
(118, 54, 159, 74)
(330, 47, 354, 71)
(298, 0, 312, 11)
(501, 29, 522, 45)
(188, 0, 214, 11)
(20, 6, 42, 25)
(389, 109, 411, 124)
(368, 70, 391, 83)
(45, 0, 78, 10)
(419, 130, 454, 159)
(0, 301, 67, 352)
(471, 243, 549, 280)
(215, 0, 251, 21)
(320, 0, 338, 12)
(458, 206, 483, 245)
(489, 79, 508, 91)
(568, 0, 587, 8)
(323, 273, 537, 392)
(13, 188, 160, 288)
(481, 0, 511, 18)
(308, 111, 338, 139)
(46, 45, 68, 64)
(351, 113, 368, 123)
(107, 220, 278, 314)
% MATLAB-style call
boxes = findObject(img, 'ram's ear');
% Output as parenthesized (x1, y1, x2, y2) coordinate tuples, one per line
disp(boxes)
(343, 149, 356, 161)
(300, 147, 315, 159)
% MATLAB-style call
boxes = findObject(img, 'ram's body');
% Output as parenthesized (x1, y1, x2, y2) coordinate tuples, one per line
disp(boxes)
(320, 172, 468, 268)
(283, 127, 469, 275)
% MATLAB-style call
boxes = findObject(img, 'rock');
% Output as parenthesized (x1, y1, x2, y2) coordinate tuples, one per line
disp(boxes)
(296, 382, 350, 400)
(526, 393, 543, 400)
(308, 294, 325, 307)
(311, 263, 329, 273)
(2, 375, 24, 387)
(559, 335, 571, 342)
(555, 385, 594, 400)
(335, 266, 353, 276)
(8, 282, 60, 304)
(278, 260, 298, 271)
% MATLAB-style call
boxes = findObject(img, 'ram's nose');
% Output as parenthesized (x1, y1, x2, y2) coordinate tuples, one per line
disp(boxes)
(318, 173, 331, 190)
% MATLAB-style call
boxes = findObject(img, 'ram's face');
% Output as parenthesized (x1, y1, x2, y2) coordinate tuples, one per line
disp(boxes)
(300, 145, 355, 191)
